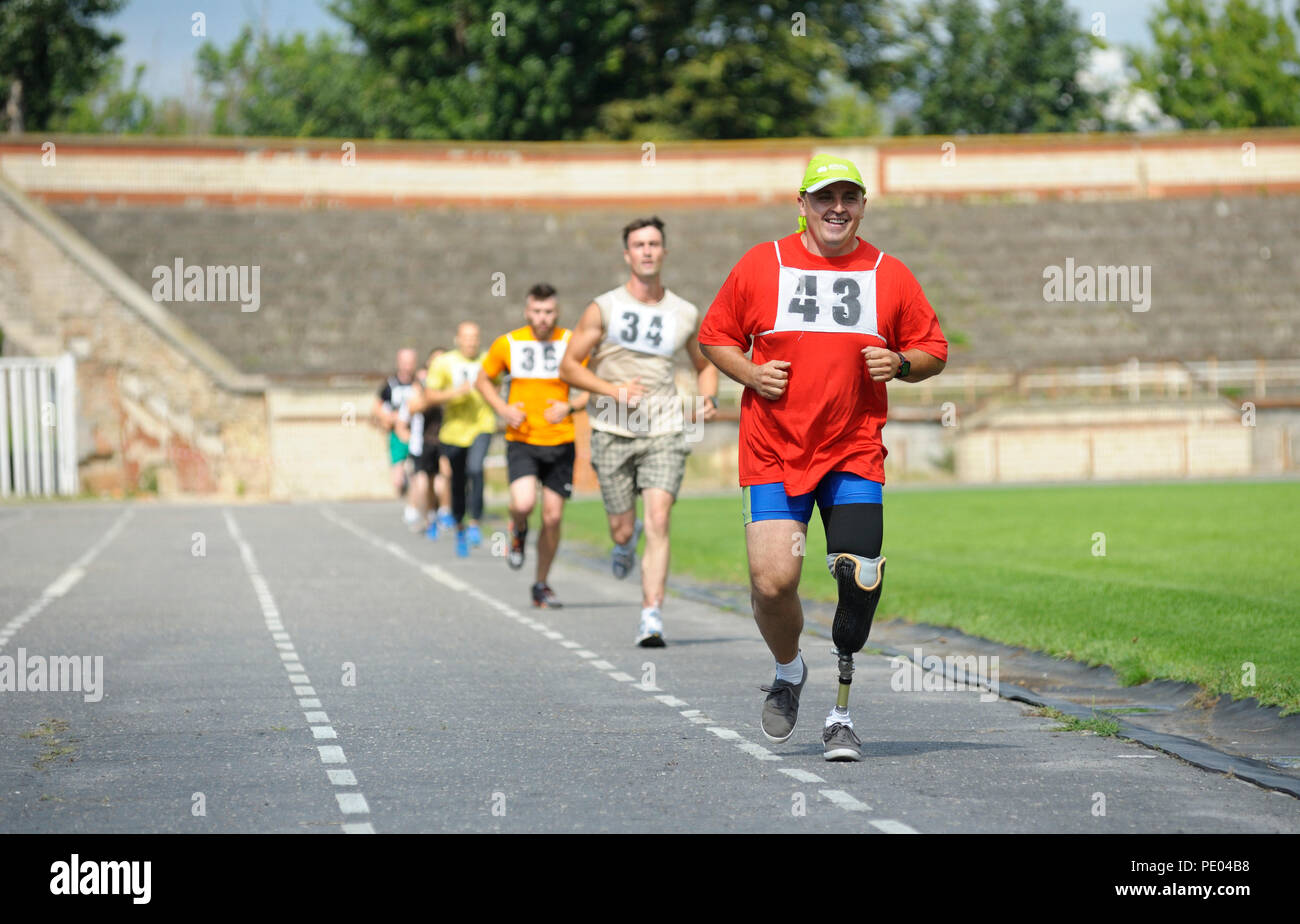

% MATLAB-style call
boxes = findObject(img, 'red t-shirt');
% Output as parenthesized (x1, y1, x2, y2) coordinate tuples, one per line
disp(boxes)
(699, 233, 948, 494)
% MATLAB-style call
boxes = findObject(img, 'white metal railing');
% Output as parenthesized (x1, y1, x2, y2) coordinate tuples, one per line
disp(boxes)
(0, 354, 78, 497)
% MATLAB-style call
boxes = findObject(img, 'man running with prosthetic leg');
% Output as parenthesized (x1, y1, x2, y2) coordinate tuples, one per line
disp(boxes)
(698, 155, 947, 760)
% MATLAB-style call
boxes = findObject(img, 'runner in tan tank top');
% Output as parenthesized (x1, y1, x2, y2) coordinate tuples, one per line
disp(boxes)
(559, 217, 719, 647)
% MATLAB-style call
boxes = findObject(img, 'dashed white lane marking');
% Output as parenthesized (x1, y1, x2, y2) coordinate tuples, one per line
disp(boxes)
(1116, 754, 1158, 759)
(0, 509, 133, 652)
(870, 819, 919, 834)
(336, 793, 371, 814)
(820, 789, 871, 812)
(225, 510, 374, 834)
(300, 698, 322, 709)
(322, 507, 916, 831)
(779, 769, 826, 783)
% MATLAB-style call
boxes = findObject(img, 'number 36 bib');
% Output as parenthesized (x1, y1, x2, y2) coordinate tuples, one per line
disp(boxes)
(772, 241, 884, 340)
(508, 338, 567, 379)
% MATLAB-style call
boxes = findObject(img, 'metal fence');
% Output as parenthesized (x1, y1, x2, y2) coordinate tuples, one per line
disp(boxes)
(0, 354, 78, 497)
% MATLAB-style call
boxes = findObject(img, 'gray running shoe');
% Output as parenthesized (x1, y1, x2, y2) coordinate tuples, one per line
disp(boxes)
(760, 663, 806, 743)
(612, 519, 642, 580)
(822, 722, 862, 761)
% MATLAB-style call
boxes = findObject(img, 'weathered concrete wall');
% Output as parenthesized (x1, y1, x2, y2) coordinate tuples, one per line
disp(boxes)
(2, 130, 1296, 208)
(954, 401, 1252, 483)
(0, 175, 270, 496)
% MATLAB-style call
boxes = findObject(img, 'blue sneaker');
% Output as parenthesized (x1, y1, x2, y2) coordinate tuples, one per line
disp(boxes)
(466, 523, 482, 548)
(456, 528, 470, 558)
(425, 518, 440, 540)
(436, 511, 455, 534)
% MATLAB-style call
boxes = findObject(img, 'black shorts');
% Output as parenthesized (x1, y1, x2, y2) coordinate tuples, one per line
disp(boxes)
(506, 441, 576, 499)
(410, 445, 440, 475)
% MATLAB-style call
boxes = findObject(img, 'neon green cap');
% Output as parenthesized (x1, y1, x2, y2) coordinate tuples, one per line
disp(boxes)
(797, 154, 866, 232)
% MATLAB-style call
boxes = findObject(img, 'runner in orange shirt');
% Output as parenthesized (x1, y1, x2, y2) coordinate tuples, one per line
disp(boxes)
(476, 283, 589, 608)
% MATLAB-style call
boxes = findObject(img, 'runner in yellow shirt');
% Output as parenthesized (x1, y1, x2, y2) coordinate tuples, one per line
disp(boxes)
(477, 284, 589, 607)
(425, 322, 498, 557)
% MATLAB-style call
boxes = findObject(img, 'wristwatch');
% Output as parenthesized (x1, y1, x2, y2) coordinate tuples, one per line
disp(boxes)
(895, 353, 911, 380)
(705, 396, 718, 409)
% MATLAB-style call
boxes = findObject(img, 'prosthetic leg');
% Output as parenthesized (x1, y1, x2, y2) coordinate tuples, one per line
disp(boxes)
(824, 553, 885, 759)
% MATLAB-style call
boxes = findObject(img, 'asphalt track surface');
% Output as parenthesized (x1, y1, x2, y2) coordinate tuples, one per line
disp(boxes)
(2, 500, 1298, 834)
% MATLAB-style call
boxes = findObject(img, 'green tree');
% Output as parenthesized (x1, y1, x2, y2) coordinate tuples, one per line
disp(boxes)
(197, 27, 391, 138)
(1136, 0, 1300, 129)
(590, 1, 846, 139)
(896, 0, 1101, 134)
(0, 0, 125, 132)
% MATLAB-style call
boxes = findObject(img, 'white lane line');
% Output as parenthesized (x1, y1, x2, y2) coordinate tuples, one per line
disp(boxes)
(226, 510, 375, 833)
(819, 789, 871, 812)
(1116, 754, 1158, 759)
(735, 740, 781, 761)
(870, 819, 919, 834)
(778, 769, 826, 783)
(299, 698, 322, 709)
(336, 793, 370, 814)
(318, 746, 346, 764)
(0, 508, 132, 651)
(321, 507, 898, 829)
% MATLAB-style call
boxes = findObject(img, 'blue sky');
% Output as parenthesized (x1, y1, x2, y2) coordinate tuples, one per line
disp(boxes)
(110, 0, 1162, 101)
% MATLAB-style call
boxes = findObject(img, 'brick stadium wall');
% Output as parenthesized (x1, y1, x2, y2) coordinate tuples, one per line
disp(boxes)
(0, 175, 271, 497)
(1, 130, 1297, 207)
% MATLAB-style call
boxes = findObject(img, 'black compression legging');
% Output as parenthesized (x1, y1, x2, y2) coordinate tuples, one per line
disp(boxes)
(442, 432, 492, 525)
(819, 502, 883, 559)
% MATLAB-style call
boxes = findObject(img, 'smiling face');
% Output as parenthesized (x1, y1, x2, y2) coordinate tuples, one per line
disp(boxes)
(798, 181, 865, 257)
(623, 225, 666, 280)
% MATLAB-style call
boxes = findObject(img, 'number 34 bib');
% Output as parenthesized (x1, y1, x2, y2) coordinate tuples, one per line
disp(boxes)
(771, 241, 885, 341)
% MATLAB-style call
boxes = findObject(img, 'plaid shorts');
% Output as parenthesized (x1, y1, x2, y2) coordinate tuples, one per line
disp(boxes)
(588, 429, 691, 514)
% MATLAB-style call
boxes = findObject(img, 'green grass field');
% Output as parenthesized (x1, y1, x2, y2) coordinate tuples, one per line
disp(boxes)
(558, 482, 1300, 714)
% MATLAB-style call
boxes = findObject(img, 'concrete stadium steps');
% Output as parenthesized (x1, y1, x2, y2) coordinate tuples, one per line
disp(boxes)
(51, 195, 1300, 377)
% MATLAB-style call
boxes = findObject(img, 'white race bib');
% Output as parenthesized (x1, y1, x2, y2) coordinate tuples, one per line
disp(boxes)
(451, 361, 480, 388)
(607, 304, 677, 357)
(771, 243, 883, 339)
(509, 339, 566, 379)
